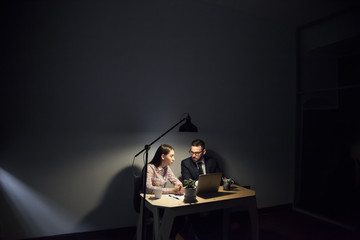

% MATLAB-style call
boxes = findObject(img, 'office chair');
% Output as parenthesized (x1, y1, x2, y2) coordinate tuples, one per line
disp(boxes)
(133, 175, 154, 240)
(133, 175, 142, 214)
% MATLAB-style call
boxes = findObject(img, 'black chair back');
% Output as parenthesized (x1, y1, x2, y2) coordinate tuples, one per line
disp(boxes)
(133, 175, 142, 213)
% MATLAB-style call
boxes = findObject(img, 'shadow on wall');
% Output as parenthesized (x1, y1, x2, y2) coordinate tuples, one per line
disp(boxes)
(206, 149, 242, 186)
(76, 165, 142, 232)
(206, 149, 226, 175)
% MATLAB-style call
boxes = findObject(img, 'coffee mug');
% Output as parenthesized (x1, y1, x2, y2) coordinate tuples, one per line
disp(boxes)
(154, 187, 162, 199)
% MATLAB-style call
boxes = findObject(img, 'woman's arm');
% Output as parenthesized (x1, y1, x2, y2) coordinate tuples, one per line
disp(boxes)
(146, 164, 157, 194)
(167, 167, 184, 195)
(167, 167, 182, 186)
(146, 165, 183, 194)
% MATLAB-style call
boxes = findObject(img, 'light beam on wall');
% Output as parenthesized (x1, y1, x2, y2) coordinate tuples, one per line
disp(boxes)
(0, 168, 77, 238)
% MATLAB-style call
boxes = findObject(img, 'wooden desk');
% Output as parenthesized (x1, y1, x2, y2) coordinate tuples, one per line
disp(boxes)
(137, 184, 258, 240)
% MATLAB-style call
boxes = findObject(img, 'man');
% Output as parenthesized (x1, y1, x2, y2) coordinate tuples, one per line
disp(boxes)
(179, 139, 222, 238)
(181, 139, 221, 181)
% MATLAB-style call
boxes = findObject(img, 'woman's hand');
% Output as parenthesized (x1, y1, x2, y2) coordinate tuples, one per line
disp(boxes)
(178, 185, 184, 195)
(172, 184, 184, 195)
(169, 187, 178, 194)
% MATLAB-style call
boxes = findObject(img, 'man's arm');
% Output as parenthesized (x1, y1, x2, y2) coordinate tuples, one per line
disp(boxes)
(207, 157, 222, 174)
(181, 159, 193, 181)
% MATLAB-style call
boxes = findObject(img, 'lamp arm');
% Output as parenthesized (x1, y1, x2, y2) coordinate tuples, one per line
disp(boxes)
(134, 116, 187, 157)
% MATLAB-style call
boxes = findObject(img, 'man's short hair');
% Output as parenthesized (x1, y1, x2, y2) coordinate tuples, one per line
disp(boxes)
(191, 139, 205, 150)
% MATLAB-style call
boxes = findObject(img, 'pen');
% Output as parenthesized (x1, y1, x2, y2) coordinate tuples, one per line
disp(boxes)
(169, 194, 179, 200)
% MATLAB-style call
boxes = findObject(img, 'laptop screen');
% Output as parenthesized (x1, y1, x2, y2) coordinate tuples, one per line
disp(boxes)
(196, 172, 222, 196)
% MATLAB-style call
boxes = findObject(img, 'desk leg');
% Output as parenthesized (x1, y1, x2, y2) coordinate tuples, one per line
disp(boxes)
(136, 212, 143, 240)
(159, 209, 176, 240)
(248, 197, 259, 240)
(222, 208, 231, 240)
(152, 208, 161, 240)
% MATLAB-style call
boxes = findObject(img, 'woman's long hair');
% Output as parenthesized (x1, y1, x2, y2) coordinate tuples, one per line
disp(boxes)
(149, 144, 174, 167)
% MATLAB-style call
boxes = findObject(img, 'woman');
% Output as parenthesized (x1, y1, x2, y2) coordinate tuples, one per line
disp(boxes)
(146, 144, 184, 195)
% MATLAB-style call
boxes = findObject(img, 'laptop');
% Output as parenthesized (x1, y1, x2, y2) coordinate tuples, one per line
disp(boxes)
(196, 172, 222, 196)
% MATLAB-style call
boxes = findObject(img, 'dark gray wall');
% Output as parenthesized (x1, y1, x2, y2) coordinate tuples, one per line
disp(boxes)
(1, 0, 356, 239)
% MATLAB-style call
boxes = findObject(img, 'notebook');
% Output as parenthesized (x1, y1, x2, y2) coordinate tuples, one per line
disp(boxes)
(196, 172, 222, 196)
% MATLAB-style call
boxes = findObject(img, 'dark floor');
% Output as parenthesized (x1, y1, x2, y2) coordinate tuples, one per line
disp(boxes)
(27, 204, 360, 240)
(255, 205, 359, 240)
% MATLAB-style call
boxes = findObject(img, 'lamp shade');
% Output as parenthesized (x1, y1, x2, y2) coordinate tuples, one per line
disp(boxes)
(179, 116, 198, 132)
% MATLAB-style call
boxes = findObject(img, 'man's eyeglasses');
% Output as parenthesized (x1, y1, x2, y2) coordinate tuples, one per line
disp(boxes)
(189, 150, 203, 156)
